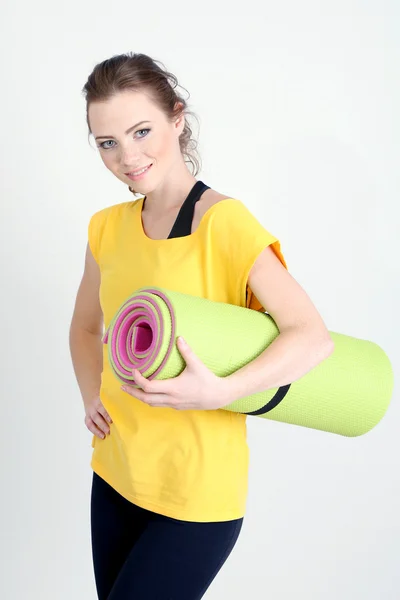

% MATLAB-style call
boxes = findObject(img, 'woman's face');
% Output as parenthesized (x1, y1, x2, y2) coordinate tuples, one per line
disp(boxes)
(89, 90, 185, 195)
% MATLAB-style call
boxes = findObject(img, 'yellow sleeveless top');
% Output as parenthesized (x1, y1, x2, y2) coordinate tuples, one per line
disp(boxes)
(88, 196, 287, 522)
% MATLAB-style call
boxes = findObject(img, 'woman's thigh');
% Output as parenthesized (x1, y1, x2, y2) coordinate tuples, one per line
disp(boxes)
(108, 512, 243, 600)
(90, 472, 150, 600)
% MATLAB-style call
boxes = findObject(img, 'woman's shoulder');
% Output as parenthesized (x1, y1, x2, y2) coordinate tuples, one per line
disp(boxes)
(199, 189, 236, 211)
(90, 198, 141, 220)
(192, 189, 240, 233)
(196, 188, 243, 219)
(198, 187, 258, 219)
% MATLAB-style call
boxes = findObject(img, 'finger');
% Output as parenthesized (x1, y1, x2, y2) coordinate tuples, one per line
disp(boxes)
(132, 369, 157, 391)
(93, 397, 113, 423)
(126, 372, 172, 396)
(85, 416, 106, 439)
(97, 403, 113, 424)
(91, 411, 111, 435)
(134, 389, 179, 409)
(176, 337, 204, 369)
(121, 385, 156, 404)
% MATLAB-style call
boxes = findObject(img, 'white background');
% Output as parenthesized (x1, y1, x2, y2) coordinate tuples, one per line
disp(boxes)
(1, 1, 399, 598)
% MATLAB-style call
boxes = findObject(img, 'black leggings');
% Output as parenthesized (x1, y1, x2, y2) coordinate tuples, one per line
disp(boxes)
(90, 472, 243, 599)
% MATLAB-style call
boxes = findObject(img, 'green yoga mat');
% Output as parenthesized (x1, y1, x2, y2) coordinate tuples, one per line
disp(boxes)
(103, 287, 394, 437)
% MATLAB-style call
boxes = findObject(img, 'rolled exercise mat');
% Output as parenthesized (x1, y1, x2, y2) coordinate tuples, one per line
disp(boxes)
(103, 287, 394, 437)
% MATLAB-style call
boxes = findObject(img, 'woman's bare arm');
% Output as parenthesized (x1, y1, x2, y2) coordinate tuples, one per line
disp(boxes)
(69, 243, 112, 438)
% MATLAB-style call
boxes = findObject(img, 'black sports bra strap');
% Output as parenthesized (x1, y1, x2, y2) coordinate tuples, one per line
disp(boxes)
(168, 181, 210, 238)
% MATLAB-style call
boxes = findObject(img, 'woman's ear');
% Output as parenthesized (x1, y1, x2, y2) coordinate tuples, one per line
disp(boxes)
(174, 102, 186, 134)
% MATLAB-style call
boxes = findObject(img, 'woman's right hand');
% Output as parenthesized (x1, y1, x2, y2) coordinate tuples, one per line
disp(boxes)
(84, 397, 112, 439)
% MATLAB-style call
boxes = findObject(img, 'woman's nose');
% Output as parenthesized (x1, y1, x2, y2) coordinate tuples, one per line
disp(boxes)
(119, 146, 141, 167)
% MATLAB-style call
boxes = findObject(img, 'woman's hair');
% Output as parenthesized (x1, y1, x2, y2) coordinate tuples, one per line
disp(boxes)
(82, 52, 201, 195)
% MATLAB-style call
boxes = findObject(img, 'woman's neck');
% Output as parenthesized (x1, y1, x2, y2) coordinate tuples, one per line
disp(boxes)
(142, 164, 197, 214)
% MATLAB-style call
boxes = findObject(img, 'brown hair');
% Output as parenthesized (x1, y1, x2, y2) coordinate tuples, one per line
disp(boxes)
(82, 52, 201, 195)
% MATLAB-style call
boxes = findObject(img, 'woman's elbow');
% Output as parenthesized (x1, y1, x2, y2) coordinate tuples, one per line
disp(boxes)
(301, 324, 335, 362)
(319, 330, 335, 360)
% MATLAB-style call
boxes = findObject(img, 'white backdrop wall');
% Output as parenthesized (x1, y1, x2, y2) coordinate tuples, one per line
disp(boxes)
(1, 1, 399, 598)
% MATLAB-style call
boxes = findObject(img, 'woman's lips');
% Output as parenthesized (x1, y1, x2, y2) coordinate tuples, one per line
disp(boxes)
(125, 164, 153, 181)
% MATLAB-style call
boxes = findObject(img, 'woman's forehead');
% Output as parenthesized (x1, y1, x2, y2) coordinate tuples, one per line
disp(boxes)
(89, 91, 163, 133)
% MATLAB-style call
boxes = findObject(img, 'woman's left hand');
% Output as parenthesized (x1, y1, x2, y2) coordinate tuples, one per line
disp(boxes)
(121, 337, 233, 410)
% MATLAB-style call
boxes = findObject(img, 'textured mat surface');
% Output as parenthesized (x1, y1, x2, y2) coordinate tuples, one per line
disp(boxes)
(103, 287, 394, 437)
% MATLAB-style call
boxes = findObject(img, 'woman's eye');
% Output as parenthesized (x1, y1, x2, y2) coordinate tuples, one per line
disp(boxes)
(136, 128, 150, 138)
(98, 129, 150, 150)
(99, 140, 115, 150)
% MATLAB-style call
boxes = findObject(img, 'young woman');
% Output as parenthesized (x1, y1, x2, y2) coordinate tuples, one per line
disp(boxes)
(69, 52, 334, 599)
